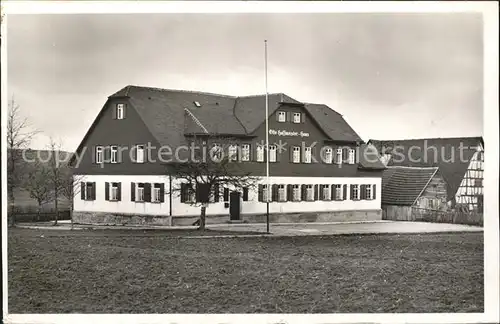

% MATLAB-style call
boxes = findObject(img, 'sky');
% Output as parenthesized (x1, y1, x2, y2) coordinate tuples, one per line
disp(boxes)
(7, 13, 483, 152)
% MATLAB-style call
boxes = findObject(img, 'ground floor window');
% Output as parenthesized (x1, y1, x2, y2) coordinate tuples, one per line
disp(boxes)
(278, 184, 286, 201)
(153, 184, 162, 202)
(136, 183, 145, 202)
(305, 185, 314, 201)
(365, 185, 372, 200)
(321, 184, 330, 200)
(334, 184, 342, 200)
(292, 185, 301, 201)
(81, 182, 96, 201)
(351, 185, 359, 200)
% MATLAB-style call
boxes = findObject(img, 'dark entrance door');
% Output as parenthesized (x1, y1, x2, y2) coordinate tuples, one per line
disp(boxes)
(229, 191, 241, 220)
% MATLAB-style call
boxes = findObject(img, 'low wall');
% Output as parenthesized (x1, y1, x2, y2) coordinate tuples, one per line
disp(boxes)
(73, 209, 382, 226)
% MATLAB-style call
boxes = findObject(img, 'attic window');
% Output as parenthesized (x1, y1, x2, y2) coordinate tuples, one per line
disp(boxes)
(194, 101, 201, 107)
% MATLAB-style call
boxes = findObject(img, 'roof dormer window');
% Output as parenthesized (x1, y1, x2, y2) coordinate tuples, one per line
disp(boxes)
(194, 101, 201, 107)
(116, 104, 125, 120)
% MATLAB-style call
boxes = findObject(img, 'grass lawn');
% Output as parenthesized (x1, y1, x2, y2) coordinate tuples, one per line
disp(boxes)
(8, 229, 483, 313)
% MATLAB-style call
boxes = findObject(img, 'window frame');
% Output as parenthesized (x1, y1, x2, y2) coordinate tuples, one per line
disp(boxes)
(348, 149, 355, 164)
(277, 111, 286, 122)
(228, 144, 238, 161)
(256, 145, 265, 162)
(335, 148, 343, 165)
(110, 182, 119, 201)
(116, 104, 125, 120)
(292, 146, 301, 163)
(241, 144, 250, 161)
(304, 147, 312, 163)
(136, 183, 145, 202)
(95, 146, 103, 164)
(262, 184, 270, 202)
(292, 184, 301, 201)
(324, 148, 332, 164)
(352, 184, 359, 200)
(306, 184, 314, 201)
(334, 184, 342, 200)
(84, 182, 94, 200)
(365, 185, 372, 200)
(293, 112, 301, 124)
(136, 145, 145, 163)
(322, 184, 330, 200)
(110, 146, 118, 163)
(152, 184, 162, 203)
(269, 144, 277, 162)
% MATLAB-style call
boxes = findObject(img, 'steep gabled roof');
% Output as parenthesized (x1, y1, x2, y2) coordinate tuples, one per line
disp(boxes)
(368, 137, 483, 200)
(382, 166, 438, 206)
(109, 85, 364, 143)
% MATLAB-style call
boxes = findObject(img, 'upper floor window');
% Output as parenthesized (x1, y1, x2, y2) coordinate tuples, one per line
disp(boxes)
(228, 145, 238, 161)
(324, 148, 332, 164)
(241, 144, 250, 161)
(269, 145, 277, 162)
(116, 104, 125, 120)
(277, 111, 286, 122)
(348, 149, 355, 164)
(292, 146, 301, 163)
(210, 143, 222, 161)
(256, 145, 265, 162)
(335, 148, 343, 165)
(304, 147, 312, 163)
(110, 146, 118, 163)
(293, 112, 301, 123)
(95, 146, 103, 164)
(136, 145, 145, 163)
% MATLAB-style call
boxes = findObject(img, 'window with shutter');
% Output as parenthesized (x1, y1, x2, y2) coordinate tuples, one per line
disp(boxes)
(292, 185, 301, 201)
(153, 183, 162, 202)
(242, 187, 249, 201)
(278, 184, 286, 202)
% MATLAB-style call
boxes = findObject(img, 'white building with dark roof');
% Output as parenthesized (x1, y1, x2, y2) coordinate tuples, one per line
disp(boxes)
(71, 85, 386, 226)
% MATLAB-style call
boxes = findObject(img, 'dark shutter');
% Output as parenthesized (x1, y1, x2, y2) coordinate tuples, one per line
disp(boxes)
(243, 188, 249, 201)
(131, 183, 136, 201)
(105, 182, 109, 201)
(301, 184, 306, 201)
(372, 184, 376, 200)
(312, 147, 317, 163)
(144, 183, 152, 202)
(92, 147, 96, 163)
(343, 184, 347, 201)
(342, 148, 348, 163)
(287, 185, 293, 201)
(290, 147, 294, 162)
(131, 146, 137, 163)
(196, 183, 210, 203)
(159, 184, 165, 202)
(112, 105, 117, 119)
(331, 185, 336, 200)
(223, 188, 229, 202)
(92, 182, 96, 200)
(117, 183, 122, 201)
(319, 185, 324, 201)
(258, 184, 263, 202)
(314, 185, 319, 201)
(214, 183, 220, 202)
(286, 111, 291, 122)
(271, 184, 278, 202)
(276, 112, 280, 121)
(180, 183, 187, 203)
(122, 104, 127, 118)
(81, 182, 85, 200)
(350, 185, 354, 200)
(360, 185, 366, 200)
(301, 112, 306, 123)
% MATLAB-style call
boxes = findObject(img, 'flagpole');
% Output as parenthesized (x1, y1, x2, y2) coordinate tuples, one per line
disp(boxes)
(265, 40, 270, 234)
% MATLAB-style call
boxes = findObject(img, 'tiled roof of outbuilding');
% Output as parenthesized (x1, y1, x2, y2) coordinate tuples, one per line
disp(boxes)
(381, 166, 438, 206)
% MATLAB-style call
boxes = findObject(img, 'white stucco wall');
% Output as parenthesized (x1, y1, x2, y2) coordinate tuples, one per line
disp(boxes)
(74, 175, 381, 217)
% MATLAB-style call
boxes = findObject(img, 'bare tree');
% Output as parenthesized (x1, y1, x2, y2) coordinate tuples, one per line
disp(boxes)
(6, 96, 39, 226)
(46, 138, 73, 226)
(165, 136, 258, 230)
(23, 160, 53, 221)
